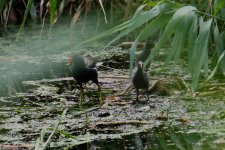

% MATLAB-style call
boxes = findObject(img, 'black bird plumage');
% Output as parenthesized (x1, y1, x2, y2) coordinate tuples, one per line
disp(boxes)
(69, 53, 100, 92)
(132, 61, 149, 101)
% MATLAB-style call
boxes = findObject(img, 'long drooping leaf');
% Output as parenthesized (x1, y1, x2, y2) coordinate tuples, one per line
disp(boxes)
(129, 12, 173, 76)
(80, 2, 178, 47)
(213, 23, 225, 75)
(145, 6, 197, 66)
(191, 18, 212, 91)
(187, 15, 198, 73)
(106, 2, 179, 47)
(138, 11, 174, 41)
(79, 4, 146, 46)
(167, 9, 195, 62)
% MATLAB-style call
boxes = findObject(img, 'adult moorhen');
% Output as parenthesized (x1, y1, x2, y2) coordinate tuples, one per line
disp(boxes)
(68, 52, 101, 94)
(132, 61, 149, 102)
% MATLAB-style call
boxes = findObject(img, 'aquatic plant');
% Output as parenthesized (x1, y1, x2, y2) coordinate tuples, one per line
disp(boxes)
(82, 0, 225, 92)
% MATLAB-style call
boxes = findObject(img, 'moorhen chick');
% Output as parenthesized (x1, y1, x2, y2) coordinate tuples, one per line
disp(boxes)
(132, 61, 149, 102)
(68, 52, 101, 95)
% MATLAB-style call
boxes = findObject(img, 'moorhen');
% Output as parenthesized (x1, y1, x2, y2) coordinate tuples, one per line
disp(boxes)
(132, 61, 149, 102)
(68, 52, 101, 95)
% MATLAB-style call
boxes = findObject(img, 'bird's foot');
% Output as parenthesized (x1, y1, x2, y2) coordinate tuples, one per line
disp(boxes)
(132, 100, 138, 105)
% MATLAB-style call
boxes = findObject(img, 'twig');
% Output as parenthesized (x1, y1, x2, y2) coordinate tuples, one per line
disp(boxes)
(92, 120, 153, 128)
(99, 75, 129, 79)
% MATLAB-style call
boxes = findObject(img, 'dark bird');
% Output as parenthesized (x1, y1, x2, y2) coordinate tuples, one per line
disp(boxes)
(132, 61, 149, 102)
(136, 37, 155, 70)
(68, 53, 101, 94)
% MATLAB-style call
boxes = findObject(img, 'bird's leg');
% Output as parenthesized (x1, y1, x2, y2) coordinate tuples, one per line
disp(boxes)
(136, 88, 139, 101)
(146, 89, 149, 101)
(97, 84, 103, 105)
(132, 88, 139, 105)
(79, 83, 83, 107)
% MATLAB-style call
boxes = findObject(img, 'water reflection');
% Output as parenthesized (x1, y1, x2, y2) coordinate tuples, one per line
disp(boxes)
(74, 125, 222, 150)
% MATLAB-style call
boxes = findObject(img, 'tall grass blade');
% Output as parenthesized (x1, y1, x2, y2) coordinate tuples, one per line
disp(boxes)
(40, 0, 44, 21)
(50, 0, 57, 27)
(85, 109, 89, 128)
(4, 0, 13, 28)
(71, 1, 84, 27)
(54, 0, 65, 23)
(35, 127, 47, 150)
(0, 0, 6, 14)
(207, 51, 225, 80)
(42, 108, 68, 150)
(47, 128, 77, 139)
(98, 0, 108, 23)
(213, 0, 225, 16)
(17, 0, 33, 39)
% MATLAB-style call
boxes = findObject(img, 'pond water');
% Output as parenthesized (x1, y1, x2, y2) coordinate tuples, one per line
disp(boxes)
(0, 10, 225, 150)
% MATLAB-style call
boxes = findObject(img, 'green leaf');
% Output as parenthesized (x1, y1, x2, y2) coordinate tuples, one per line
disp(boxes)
(50, 0, 57, 27)
(187, 15, 198, 73)
(213, 0, 225, 16)
(167, 9, 195, 62)
(145, 6, 197, 66)
(191, 18, 212, 91)
(139, 11, 174, 41)
(207, 51, 225, 80)
(105, 2, 177, 47)
(213, 23, 225, 75)
(81, 2, 178, 47)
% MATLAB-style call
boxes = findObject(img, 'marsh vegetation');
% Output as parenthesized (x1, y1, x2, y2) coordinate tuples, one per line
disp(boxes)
(0, 0, 225, 149)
